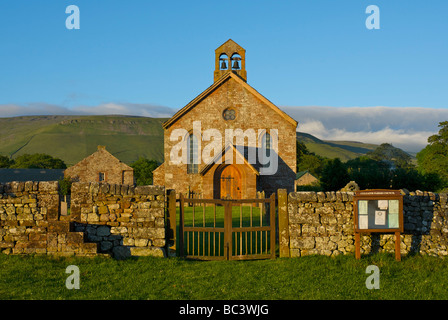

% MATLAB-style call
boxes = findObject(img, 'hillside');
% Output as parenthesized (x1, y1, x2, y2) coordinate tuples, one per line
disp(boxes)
(296, 132, 379, 161)
(0, 115, 408, 167)
(0, 115, 167, 166)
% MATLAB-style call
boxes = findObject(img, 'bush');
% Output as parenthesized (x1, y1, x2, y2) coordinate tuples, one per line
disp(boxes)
(58, 176, 72, 196)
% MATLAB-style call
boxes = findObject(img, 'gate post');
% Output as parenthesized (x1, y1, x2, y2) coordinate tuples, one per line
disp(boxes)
(166, 189, 177, 257)
(278, 189, 290, 258)
(224, 201, 232, 260)
(270, 193, 276, 259)
(179, 194, 185, 257)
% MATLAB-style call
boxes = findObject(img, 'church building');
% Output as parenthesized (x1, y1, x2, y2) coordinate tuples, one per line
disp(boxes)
(153, 39, 297, 198)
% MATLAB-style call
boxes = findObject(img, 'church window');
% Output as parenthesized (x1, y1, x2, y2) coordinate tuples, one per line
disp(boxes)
(223, 108, 236, 121)
(187, 133, 198, 174)
(261, 132, 271, 167)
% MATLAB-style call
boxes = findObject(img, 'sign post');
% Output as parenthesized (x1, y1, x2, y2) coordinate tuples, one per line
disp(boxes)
(353, 190, 404, 261)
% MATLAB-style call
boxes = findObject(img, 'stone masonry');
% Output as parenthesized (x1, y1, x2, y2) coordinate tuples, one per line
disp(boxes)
(287, 190, 448, 257)
(3, 179, 448, 259)
(153, 40, 297, 199)
(0, 181, 166, 259)
(70, 182, 166, 258)
(0, 181, 97, 256)
(64, 146, 134, 185)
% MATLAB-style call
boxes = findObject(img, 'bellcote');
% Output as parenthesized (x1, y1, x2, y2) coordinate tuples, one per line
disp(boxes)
(214, 39, 247, 82)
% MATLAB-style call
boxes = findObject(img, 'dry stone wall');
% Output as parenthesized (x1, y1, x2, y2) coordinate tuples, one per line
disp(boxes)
(0, 181, 167, 259)
(0, 181, 97, 256)
(70, 182, 166, 259)
(288, 190, 448, 257)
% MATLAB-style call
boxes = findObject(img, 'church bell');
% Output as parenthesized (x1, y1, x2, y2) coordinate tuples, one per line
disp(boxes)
(232, 59, 240, 70)
(220, 60, 227, 70)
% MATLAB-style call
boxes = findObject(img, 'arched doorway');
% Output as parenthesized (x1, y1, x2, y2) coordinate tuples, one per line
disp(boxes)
(215, 165, 242, 199)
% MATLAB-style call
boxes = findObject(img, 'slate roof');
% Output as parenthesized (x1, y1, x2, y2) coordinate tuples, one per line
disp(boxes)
(0, 169, 64, 183)
(295, 170, 318, 180)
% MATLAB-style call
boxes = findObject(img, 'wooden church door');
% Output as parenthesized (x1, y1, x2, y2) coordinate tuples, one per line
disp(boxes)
(219, 165, 242, 199)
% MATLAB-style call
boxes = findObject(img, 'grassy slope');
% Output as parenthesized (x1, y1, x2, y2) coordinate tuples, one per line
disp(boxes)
(0, 116, 390, 167)
(0, 115, 167, 166)
(297, 132, 378, 161)
(1, 253, 447, 300)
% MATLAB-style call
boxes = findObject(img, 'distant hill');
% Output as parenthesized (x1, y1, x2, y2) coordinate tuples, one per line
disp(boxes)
(0, 115, 411, 167)
(296, 132, 380, 161)
(0, 115, 167, 166)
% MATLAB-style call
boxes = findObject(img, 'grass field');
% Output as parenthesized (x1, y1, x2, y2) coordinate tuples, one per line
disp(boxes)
(0, 115, 167, 165)
(180, 204, 267, 228)
(1, 253, 448, 300)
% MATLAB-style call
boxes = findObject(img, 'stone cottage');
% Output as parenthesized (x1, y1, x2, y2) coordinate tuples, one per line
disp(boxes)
(153, 39, 298, 198)
(64, 145, 134, 185)
(295, 170, 319, 189)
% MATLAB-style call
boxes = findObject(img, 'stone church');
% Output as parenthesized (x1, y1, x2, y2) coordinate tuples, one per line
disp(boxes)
(153, 39, 297, 198)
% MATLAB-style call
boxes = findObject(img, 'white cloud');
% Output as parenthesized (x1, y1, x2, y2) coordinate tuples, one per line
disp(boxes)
(72, 103, 175, 118)
(0, 103, 78, 117)
(283, 106, 448, 153)
(299, 120, 433, 152)
(0, 103, 176, 118)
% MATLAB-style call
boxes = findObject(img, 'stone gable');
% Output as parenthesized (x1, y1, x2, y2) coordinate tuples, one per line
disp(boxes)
(65, 146, 134, 185)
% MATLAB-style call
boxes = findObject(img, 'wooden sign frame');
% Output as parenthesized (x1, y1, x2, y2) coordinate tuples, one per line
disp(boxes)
(353, 189, 404, 261)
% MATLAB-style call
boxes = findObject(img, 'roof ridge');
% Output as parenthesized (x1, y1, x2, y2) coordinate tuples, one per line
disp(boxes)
(162, 72, 297, 129)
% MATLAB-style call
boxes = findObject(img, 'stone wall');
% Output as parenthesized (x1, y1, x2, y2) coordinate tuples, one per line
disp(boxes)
(70, 182, 166, 258)
(287, 190, 448, 257)
(0, 181, 96, 256)
(0, 181, 166, 259)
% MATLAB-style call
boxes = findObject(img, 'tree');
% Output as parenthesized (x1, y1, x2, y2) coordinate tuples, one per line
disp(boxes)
(0, 155, 13, 168)
(58, 176, 73, 196)
(320, 158, 350, 191)
(346, 156, 390, 189)
(296, 140, 326, 178)
(130, 157, 159, 186)
(299, 154, 324, 178)
(11, 153, 66, 169)
(366, 143, 412, 169)
(390, 168, 443, 192)
(417, 121, 448, 190)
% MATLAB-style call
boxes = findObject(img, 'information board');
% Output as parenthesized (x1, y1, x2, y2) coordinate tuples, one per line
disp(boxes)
(353, 190, 404, 261)
(354, 190, 403, 233)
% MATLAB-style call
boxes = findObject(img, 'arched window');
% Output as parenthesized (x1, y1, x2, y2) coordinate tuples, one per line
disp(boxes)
(187, 133, 198, 174)
(262, 133, 271, 157)
(260, 132, 271, 167)
(231, 53, 241, 70)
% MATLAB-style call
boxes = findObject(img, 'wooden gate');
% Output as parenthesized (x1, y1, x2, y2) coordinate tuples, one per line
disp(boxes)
(178, 194, 276, 260)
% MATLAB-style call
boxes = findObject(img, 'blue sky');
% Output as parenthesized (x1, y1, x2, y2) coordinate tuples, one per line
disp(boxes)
(0, 0, 447, 151)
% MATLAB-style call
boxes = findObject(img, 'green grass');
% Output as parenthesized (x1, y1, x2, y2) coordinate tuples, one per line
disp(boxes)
(1, 253, 448, 300)
(180, 204, 267, 228)
(0, 115, 167, 165)
(297, 131, 377, 161)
